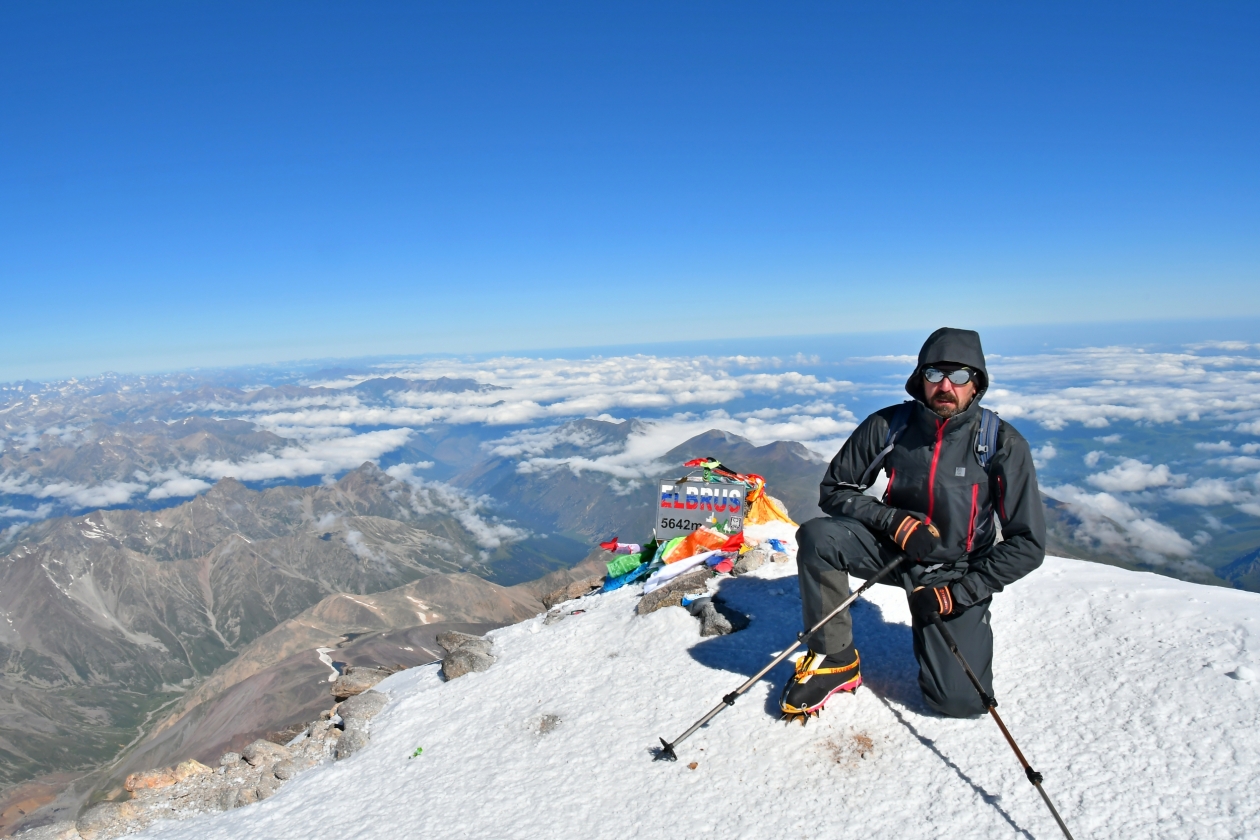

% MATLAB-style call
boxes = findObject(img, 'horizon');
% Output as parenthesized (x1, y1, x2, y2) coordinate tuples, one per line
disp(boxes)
(6, 314, 1260, 384)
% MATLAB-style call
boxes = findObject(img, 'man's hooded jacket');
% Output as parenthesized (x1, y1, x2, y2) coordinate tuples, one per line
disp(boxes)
(819, 327, 1046, 608)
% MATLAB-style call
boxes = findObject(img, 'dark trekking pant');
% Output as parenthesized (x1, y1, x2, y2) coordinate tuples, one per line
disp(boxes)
(795, 515, 994, 718)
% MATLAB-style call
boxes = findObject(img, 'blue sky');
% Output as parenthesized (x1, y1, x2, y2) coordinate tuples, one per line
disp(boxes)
(2, 1, 1258, 381)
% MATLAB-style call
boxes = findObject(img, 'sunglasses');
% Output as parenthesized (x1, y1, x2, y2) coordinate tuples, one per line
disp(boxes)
(923, 366, 975, 385)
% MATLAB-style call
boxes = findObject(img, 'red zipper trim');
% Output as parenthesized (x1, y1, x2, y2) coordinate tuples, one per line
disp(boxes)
(996, 475, 1008, 521)
(883, 468, 896, 504)
(966, 483, 979, 551)
(925, 418, 947, 525)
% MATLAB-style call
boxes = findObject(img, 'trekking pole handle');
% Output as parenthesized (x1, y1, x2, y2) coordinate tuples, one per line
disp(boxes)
(655, 554, 906, 760)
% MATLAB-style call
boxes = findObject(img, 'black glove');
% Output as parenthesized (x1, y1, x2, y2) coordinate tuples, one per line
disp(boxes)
(910, 585, 956, 623)
(887, 511, 941, 564)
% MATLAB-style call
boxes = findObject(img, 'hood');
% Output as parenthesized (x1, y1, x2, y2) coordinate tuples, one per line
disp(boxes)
(904, 327, 989, 402)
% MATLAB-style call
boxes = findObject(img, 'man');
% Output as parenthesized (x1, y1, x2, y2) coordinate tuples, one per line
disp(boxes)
(781, 327, 1046, 718)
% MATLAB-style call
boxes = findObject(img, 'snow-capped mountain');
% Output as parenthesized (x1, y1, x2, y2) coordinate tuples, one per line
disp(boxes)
(120, 523, 1260, 840)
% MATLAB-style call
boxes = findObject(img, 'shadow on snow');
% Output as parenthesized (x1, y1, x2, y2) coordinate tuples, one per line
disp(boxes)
(685, 573, 1034, 839)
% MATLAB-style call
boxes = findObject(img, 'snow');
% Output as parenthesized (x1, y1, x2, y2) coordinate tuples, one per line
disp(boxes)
(134, 522, 1260, 839)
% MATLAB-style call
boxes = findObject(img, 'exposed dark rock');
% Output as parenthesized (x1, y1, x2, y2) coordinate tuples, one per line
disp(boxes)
(698, 602, 734, 636)
(335, 690, 389, 760)
(636, 569, 711, 616)
(441, 648, 495, 680)
(541, 575, 604, 609)
(330, 665, 397, 700)
(439, 632, 496, 680)
(241, 739, 288, 768)
(732, 547, 768, 576)
(436, 631, 492, 656)
(14, 821, 79, 839)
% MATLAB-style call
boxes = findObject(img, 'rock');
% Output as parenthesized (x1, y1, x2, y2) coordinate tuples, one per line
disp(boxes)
(771, 551, 789, 563)
(335, 690, 389, 760)
(123, 757, 211, 796)
(335, 728, 371, 759)
(438, 633, 495, 680)
(436, 631, 492, 656)
(330, 665, 394, 699)
(173, 759, 213, 782)
(75, 801, 142, 840)
(636, 568, 710, 616)
(219, 751, 242, 766)
(732, 547, 768, 576)
(255, 772, 284, 800)
(541, 575, 604, 608)
(13, 820, 80, 840)
(698, 602, 734, 636)
(211, 786, 233, 810)
(124, 769, 176, 793)
(233, 787, 258, 807)
(272, 755, 315, 780)
(241, 739, 289, 767)
(441, 647, 495, 680)
(340, 689, 388, 724)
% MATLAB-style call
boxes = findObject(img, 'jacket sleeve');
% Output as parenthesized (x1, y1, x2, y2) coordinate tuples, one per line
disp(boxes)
(818, 408, 902, 533)
(952, 422, 1047, 608)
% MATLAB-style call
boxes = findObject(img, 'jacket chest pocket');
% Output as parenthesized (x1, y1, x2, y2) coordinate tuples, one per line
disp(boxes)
(883, 450, 930, 508)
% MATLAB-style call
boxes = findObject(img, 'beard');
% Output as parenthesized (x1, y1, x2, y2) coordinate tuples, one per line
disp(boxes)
(931, 393, 964, 418)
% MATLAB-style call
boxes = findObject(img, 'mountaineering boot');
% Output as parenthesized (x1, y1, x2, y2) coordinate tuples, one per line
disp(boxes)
(779, 644, 861, 719)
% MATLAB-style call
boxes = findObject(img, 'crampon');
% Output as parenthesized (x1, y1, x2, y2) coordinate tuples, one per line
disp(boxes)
(778, 648, 861, 723)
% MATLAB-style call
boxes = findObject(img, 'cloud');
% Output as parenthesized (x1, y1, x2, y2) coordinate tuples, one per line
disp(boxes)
(1165, 478, 1252, 507)
(984, 345, 1260, 431)
(240, 356, 856, 434)
(134, 468, 214, 500)
(1237, 419, 1260, 435)
(188, 428, 414, 482)
(1045, 484, 1195, 562)
(385, 466, 528, 553)
(1094, 434, 1122, 444)
(1031, 444, 1057, 469)
(1083, 450, 1105, 468)
(493, 410, 854, 482)
(1215, 456, 1260, 473)
(34, 480, 147, 509)
(344, 530, 381, 562)
(147, 476, 213, 500)
(1086, 459, 1182, 493)
(0, 503, 54, 520)
(1194, 440, 1234, 453)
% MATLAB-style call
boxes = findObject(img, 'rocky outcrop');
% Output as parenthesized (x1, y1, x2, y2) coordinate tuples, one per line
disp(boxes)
(541, 575, 604, 609)
(335, 691, 390, 760)
(438, 632, 495, 680)
(35, 690, 392, 840)
(635, 569, 711, 615)
(732, 546, 768, 576)
(330, 665, 400, 700)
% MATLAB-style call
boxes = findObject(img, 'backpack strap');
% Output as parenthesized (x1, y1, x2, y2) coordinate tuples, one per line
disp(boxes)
(975, 408, 1001, 471)
(858, 401, 914, 489)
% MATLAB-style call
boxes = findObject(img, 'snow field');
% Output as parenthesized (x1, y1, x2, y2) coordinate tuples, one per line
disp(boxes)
(135, 523, 1260, 839)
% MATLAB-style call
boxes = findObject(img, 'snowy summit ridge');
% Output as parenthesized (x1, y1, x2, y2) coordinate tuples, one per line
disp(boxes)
(129, 523, 1259, 839)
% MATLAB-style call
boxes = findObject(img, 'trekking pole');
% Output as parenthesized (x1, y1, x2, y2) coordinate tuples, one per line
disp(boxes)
(927, 611, 1075, 840)
(653, 554, 905, 762)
